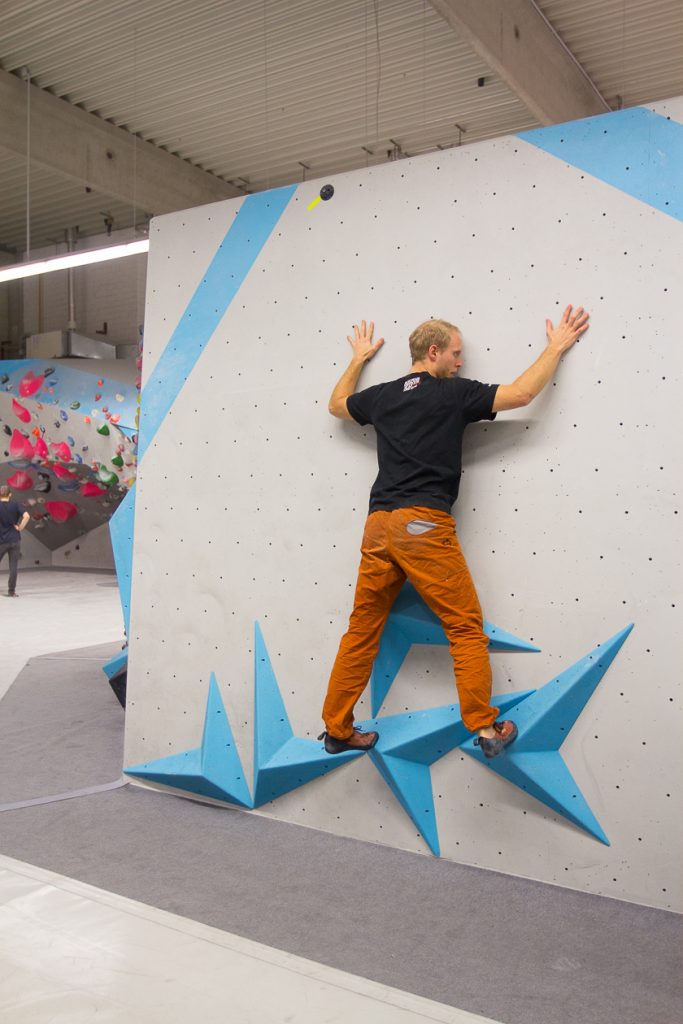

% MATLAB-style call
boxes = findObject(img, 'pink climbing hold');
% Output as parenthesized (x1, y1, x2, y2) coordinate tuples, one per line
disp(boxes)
(12, 398, 31, 423)
(81, 482, 107, 497)
(45, 500, 78, 523)
(19, 371, 44, 398)
(9, 430, 34, 459)
(109, 413, 121, 424)
(6, 470, 33, 490)
(51, 463, 78, 481)
(34, 436, 49, 459)
(50, 441, 72, 461)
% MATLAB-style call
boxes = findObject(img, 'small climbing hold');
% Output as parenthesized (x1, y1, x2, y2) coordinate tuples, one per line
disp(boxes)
(6, 470, 34, 490)
(111, 454, 124, 467)
(70, 400, 81, 410)
(19, 372, 44, 398)
(81, 482, 107, 497)
(51, 441, 72, 461)
(45, 500, 78, 523)
(97, 424, 110, 436)
(34, 436, 49, 459)
(9, 430, 34, 459)
(52, 464, 78, 481)
(12, 399, 31, 423)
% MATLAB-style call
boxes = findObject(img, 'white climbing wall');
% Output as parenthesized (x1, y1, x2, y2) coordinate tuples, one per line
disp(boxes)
(124, 97, 683, 912)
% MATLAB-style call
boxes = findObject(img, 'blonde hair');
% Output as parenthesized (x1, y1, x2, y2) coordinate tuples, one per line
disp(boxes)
(409, 319, 460, 362)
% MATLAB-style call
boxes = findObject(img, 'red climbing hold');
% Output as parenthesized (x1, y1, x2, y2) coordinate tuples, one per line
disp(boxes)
(12, 399, 31, 423)
(19, 371, 44, 398)
(50, 441, 72, 461)
(81, 482, 107, 497)
(34, 436, 49, 459)
(51, 464, 78, 481)
(45, 500, 78, 522)
(6, 470, 33, 490)
(9, 430, 34, 459)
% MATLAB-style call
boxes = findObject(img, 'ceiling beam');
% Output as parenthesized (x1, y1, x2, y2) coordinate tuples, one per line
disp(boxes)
(0, 68, 241, 216)
(428, 0, 610, 125)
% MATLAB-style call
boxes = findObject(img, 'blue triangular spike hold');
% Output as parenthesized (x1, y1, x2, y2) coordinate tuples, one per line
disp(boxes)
(355, 690, 534, 855)
(252, 623, 364, 807)
(461, 626, 634, 844)
(371, 753, 441, 856)
(370, 582, 540, 714)
(516, 625, 634, 750)
(125, 673, 253, 808)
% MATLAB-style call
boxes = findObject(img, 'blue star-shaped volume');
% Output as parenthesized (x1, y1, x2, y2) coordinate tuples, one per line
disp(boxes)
(460, 624, 634, 845)
(370, 582, 540, 715)
(124, 673, 253, 808)
(355, 691, 533, 856)
(252, 623, 364, 805)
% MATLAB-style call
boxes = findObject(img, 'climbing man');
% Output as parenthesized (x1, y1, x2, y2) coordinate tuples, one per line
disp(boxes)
(319, 306, 590, 757)
(0, 484, 30, 597)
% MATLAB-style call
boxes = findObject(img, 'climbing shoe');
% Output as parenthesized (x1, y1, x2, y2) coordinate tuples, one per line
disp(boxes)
(474, 720, 518, 759)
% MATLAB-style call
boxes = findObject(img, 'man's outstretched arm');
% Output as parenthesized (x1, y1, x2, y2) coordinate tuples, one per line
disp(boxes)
(492, 305, 589, 412)
(329, 319, 384, 419)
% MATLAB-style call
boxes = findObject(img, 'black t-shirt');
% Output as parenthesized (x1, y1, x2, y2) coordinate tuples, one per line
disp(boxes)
(347, 372, 498, 513)
(0, 500, 24, 545)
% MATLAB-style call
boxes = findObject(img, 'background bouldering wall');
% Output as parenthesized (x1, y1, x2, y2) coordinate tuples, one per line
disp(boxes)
(122, 97, 683, 912)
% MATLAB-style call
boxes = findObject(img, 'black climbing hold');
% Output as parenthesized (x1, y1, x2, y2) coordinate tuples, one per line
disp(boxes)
(320, 184, 334, 201)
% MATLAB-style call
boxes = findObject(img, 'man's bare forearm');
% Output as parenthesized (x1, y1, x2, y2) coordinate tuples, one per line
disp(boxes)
(509, 344, 565, 406)
(328, 357, 366, 417)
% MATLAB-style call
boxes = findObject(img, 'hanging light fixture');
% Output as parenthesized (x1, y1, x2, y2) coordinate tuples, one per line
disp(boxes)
(0, 239, 150, 283)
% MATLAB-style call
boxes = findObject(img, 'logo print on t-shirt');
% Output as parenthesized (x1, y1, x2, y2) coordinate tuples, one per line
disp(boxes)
(403, 376, 421, 392)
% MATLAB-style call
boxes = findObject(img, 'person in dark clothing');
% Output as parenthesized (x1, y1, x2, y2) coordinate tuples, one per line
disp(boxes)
(0, 484, 30, 597)
(319, 307, 589, 757)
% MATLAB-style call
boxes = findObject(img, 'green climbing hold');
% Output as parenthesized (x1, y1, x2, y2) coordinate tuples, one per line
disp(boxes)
(111, 454, 124, 467)
(96, 465, 119, 487)
(70, 400, 81, 410)
(97, 423, 110, 436)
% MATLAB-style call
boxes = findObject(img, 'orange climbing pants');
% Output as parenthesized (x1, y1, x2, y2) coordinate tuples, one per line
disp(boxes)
(322, 506, 499, 738)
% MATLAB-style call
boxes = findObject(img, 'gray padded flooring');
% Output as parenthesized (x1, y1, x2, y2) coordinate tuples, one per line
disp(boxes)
(1, 642, 681, 1024)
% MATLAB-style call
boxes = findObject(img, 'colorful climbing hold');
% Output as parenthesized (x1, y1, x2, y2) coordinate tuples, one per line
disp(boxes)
(34, 436, 49, 459)
(81, 482, 107, 497)
(70, 400, 81, 410)
(9, 430, 34, 460)
(51, 464, 78, 481)
(50, 441, 72, 461)
(97, 424, 110, 436)
(19, 372, 44, 398)
(111, 454, 124, 467)
(11, 399, 31, 423)
(59, 410, 68, 421)
(6, 470, 33, 490)
(45, 500, 78, 523)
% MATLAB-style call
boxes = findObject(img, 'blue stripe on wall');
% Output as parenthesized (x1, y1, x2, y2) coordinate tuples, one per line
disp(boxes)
(518, 107, 683, 223)
(109, 185, 297, 630)
(137, 185, 297, 462)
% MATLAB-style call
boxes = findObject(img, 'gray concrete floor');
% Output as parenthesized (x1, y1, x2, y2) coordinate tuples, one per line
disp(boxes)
(0, 568, 125, 699)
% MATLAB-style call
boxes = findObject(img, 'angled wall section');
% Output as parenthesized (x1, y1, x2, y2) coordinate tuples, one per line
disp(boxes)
(123, 98, 683, 912)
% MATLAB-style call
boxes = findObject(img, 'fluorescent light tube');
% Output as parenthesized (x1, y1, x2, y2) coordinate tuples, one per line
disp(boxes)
(0, 239, 150, 283)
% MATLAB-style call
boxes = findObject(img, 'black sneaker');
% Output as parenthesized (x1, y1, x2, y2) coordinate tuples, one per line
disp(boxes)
(474, 720, 518, 759)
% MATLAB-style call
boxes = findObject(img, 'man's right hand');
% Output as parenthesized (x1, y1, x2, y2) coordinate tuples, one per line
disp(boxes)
(348, 320, 385, 363)
(546, 305, 590, 354)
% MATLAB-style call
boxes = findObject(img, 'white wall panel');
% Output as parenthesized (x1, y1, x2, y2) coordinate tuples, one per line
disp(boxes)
(124, 102, 683, 911)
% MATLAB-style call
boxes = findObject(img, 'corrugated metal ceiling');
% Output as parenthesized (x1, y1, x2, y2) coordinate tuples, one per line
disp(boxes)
(0, 0, 681, 253)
